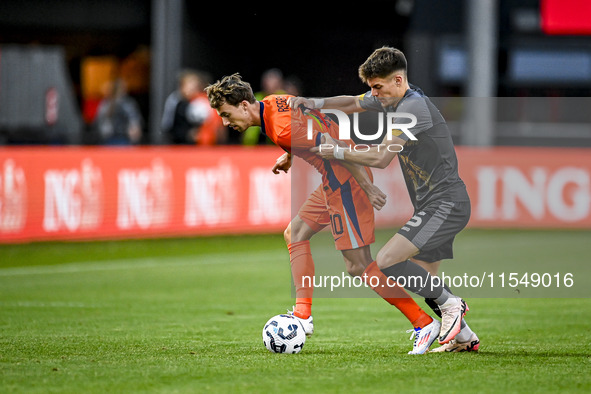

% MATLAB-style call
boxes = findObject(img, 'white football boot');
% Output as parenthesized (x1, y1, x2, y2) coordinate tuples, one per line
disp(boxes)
(430, 332, 480, 353)
(438, 298, 468, 344)
(407, 319, 441, 355)
(287, 307, 314, 337)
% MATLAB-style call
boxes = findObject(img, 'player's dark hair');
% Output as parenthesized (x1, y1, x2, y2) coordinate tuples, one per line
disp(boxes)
(205, 73, 256, 109)
(358, 47, 407, 83)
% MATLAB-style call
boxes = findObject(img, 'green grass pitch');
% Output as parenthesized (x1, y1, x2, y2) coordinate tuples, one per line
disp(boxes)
(1, 229, 590, 393)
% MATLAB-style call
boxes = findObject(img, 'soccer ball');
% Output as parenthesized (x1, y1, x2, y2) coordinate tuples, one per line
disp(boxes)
(262, 314, 306, 354)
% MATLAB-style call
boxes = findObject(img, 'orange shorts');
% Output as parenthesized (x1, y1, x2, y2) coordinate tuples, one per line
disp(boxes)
(298, 179, 375, 251)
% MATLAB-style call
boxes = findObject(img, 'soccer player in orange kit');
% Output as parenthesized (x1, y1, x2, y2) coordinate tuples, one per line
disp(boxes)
(206, 73, 441, 354)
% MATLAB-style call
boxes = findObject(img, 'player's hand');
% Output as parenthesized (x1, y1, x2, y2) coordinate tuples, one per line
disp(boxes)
(310, 134, 345, 160)
(365, 184, 387, 211)
(272, 152, 292, 174)
(287, 97, 314, 110)
(323, 133, 348, 148)
(310, 142, 335, 160)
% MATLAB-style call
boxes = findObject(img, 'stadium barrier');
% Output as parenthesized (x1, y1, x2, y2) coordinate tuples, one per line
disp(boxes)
(0, 146, 589, 243)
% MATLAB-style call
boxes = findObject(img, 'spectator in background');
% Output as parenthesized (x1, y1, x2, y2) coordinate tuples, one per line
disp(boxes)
(186, 71, 227, 146)
(243, 68, 286, 145)
(93, 78, 143, 145)
(161, 69, 200, 144)
(258, 68, 285, 98)
(161, 69, 226, 145)
(120, 45, 151, 124)
(284, 75, 304, 96)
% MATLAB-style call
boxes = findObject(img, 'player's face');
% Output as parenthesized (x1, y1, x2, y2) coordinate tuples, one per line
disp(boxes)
(216, 101, 251, 132)
(366, 73, 406, 107)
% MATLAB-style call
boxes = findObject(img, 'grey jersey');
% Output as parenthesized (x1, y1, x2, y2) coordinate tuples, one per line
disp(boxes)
(358, 85, 469, 210)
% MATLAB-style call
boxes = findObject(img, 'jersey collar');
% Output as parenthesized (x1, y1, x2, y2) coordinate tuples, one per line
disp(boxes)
(392, 88, 415, 111)
(259, 101, 268, 137)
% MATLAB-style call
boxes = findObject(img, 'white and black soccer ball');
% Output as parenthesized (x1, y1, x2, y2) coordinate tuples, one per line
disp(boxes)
(262, 314, 306, 354)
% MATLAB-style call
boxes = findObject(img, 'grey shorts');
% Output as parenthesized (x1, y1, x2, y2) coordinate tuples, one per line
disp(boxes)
(397, 200, 471, 263)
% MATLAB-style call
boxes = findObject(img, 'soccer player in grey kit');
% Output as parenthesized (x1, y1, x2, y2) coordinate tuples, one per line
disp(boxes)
(290, 46, 480, 352)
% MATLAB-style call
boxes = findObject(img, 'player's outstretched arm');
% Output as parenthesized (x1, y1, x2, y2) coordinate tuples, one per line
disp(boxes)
(311, 133, 405, 169)
(271, 152, 292, 174)
(288, 96, 364, 115)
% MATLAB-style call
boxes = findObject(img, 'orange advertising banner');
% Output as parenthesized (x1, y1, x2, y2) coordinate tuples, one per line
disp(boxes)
(457, 147, 591, 228)
(0, 146, 589, 243)
(0, 146, 290, 243)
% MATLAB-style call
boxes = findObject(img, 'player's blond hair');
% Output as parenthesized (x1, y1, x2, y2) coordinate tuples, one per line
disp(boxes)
(205, 73, 256, 109)
(358, 47, 407, 83)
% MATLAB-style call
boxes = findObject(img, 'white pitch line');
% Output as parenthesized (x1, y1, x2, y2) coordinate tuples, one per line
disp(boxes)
(0, 249, 286, 277)
(0, 301, 90, 308)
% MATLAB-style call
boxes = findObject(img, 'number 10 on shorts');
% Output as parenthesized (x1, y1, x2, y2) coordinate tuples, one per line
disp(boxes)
(330, 213, 344, 235)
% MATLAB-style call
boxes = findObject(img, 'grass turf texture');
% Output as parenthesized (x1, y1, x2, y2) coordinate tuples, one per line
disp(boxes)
(1, 229, 590, 393)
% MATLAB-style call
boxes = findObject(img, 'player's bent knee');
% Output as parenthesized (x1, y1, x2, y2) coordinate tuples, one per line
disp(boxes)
(289, 217, 316, 243)
(283, 223, 291, 245)
(341, 246, 373, 277)
(376, 249, 405, 270)
(346, 264, 365, 278)
(375, 249, 390, 270)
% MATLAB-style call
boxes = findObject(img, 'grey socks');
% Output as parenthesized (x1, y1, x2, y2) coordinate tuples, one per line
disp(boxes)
(379, 259, 453, 303)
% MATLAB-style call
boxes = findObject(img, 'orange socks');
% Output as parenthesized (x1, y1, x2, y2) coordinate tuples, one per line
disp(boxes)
(288, 241, 314, 319)
(363, 261, 433, 329)
(287, 244, 433, 328)
(293, 298, 312, 320)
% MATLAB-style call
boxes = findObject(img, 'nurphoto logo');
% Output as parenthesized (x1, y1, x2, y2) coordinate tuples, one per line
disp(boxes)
(307, 109, 418, 153)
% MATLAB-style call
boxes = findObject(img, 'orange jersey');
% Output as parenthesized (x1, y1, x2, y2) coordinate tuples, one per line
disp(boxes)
(260, 95, 356, 191)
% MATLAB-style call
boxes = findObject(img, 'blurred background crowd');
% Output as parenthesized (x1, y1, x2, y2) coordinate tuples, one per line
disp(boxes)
(0, 0, 589, 148)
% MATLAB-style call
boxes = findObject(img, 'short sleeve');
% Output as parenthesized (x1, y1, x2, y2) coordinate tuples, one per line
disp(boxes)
(357, 91, 384, 112)
(390, 96, 433, 141)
